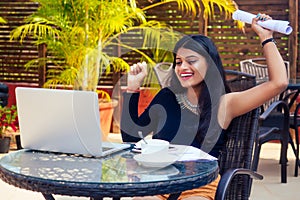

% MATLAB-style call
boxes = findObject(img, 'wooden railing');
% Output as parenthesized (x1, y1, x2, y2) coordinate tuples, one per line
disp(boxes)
(0, 0, 299, 86)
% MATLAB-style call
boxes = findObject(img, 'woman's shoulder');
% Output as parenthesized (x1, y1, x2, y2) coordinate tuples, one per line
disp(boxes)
(152, 87, 177, 103)
(156, 87, 176, 97)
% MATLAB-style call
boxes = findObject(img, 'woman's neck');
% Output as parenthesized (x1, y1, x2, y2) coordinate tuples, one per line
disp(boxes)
(186, 85, 202, 105)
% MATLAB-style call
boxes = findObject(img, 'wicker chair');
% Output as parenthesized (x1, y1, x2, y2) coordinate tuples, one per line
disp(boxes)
(215, 70, 262, 200)
(240, 58, 296, 182)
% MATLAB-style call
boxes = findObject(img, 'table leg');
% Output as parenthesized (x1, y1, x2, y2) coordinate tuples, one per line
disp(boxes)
(42, 193, 55, 200)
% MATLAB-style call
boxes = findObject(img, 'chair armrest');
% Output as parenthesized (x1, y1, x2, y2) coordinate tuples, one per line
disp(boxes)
(259, 100, 289, 120)
(215, 168, 263, 200)
(282, 90, 298, 102)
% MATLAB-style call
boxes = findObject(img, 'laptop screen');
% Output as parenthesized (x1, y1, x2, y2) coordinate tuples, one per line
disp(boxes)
(16, 87, 104, 156)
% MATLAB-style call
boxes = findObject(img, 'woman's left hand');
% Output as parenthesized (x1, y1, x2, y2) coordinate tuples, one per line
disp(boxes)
(251, 13, 273, 42)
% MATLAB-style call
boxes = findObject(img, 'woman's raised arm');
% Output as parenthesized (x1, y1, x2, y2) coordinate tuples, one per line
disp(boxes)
(219, 13, 288, 129)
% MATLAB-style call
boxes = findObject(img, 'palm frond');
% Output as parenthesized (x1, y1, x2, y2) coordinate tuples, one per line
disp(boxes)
(0, 17, 6, 24)
(10, 19, 60, 43)
(108, 57, 130, 73)
(97, 90, 111, 102)
(44, 67, 78, 88)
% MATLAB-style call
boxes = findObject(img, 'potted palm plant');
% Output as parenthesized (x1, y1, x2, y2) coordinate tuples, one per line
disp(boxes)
(9, 0, 238, 137)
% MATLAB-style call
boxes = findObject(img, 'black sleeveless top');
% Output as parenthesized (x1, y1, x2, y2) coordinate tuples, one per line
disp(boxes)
(121, 87, 227, 158)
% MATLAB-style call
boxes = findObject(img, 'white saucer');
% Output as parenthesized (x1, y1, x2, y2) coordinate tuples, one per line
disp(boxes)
(133, 153, 178, 168)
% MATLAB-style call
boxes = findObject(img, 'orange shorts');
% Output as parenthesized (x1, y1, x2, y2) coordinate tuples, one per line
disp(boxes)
(158, 175, 220, 200)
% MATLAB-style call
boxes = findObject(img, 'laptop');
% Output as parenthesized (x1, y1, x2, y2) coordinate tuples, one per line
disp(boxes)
(15, 87, 130, 157)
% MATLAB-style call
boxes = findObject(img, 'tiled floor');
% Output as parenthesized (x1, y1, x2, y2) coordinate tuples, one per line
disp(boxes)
(250, 143, 299, 200)
(1, 142, 299, 200)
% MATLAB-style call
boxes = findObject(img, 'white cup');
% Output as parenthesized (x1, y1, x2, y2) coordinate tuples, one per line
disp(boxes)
(141, 139, 169, 155)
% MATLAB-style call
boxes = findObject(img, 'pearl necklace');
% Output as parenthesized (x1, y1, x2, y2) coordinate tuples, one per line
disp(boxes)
(176, 93, 200, 115)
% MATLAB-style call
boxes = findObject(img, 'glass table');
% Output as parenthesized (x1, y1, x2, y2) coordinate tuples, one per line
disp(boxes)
(0, 147, 219, 200)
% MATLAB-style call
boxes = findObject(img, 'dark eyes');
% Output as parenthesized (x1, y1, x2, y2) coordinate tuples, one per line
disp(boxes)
(175, 61, 182, 66)
(187, 60, 197, 64)
(175, 60, 197, 66)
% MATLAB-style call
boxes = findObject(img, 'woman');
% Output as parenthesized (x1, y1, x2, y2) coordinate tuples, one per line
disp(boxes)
(121, 13, 288, 200)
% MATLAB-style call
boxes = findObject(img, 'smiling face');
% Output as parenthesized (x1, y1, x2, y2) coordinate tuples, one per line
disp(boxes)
(175, 47, 208, 89)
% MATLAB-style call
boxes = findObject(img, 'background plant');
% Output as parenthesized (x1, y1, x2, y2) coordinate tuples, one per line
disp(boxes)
(0, 17, 6, 23)
(10, 0, 238, 92)
(0, 105, 19, 137)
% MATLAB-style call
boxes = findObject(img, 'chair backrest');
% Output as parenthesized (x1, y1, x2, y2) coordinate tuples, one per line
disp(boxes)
(225, 70, 256, 92)
(240, 58, 290, 80)
(240, 58, 290, 112)
(219, 70, 259, 199)
(153, 62, 173, 88)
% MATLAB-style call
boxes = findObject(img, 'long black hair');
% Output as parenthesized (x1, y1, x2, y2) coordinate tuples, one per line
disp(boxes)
(169, 34, 230, 151)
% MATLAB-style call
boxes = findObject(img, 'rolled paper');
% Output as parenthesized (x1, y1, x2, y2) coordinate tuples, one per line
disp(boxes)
(232, 10, 293, 35)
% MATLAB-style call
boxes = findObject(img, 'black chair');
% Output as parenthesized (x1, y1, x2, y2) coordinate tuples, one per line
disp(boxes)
(0, 83, 9, 107)
(214, 70, 262, 200)
(288, 99, 300, 176)
(251, 100, 290, 183)
(225, 70, 255, 92)
(271, 90, 300, 177)
(240, 58, 295, 183)
(215, 106, 262, 200)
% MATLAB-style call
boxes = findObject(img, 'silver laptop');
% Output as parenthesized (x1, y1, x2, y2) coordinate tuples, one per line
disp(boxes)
(15, 87, 130, 157)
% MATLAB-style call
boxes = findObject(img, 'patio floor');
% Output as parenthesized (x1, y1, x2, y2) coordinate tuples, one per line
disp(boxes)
(0, 142, 299, 200)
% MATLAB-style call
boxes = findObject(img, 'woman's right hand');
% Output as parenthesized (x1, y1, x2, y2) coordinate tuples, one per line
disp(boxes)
(127, 61, 148, 92)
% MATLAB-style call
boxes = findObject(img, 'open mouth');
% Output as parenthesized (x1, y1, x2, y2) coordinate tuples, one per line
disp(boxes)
(180, 72, 194, 80)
